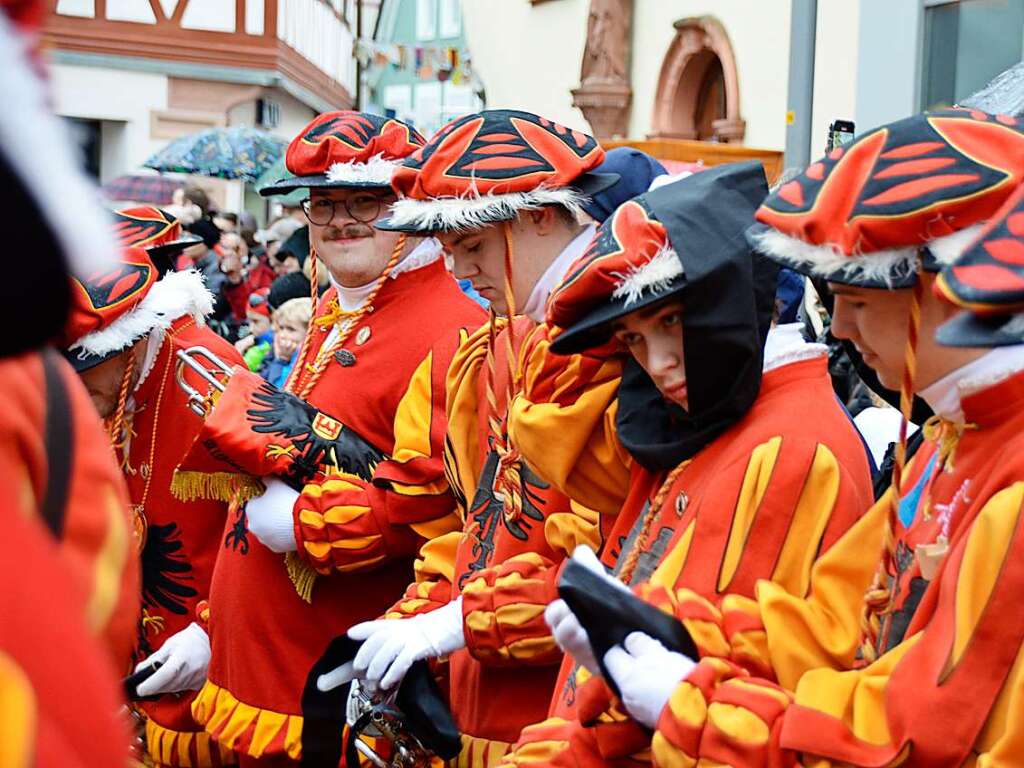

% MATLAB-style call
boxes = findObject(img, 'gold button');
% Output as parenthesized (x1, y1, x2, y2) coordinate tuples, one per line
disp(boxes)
(356, 327, 371, 345)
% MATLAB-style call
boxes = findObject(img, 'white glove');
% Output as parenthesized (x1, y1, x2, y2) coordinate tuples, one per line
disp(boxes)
(569, 545, 628, 592)
(545, 598, 599, 673)
(544, 546, 630, 674)
(602, 632, 696, 729)
(318, 598, 466, 692)
(246, 477, 299, 553)
(134, 622, 211, 697)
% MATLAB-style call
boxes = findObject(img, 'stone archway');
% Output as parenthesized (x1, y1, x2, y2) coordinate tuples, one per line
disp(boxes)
(649, 16, 745, 143)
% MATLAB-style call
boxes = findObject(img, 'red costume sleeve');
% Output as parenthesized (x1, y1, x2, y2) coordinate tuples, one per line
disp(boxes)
(292, 334, 465, 574)
(459, 496, 602, 667)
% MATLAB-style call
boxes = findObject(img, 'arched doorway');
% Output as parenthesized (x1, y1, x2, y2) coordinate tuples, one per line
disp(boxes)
(649, 16, 745, 143)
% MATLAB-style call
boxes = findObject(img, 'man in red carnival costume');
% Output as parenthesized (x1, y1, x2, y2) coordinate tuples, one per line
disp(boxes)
(175, 111, 484, 765)
(63, 225, 244, 766)
(490, 161, 874, 768)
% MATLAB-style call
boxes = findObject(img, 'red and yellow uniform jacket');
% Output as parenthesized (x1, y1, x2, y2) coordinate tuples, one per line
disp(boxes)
(382, 319, 621, 768)
(116, 318, 243, 767)
(0, 494, 132, 768)
(500, 346, 874, 768)
(0, 350, 139, 666)
(192, 257, 484, 761)
(640, 368, 1024, 767)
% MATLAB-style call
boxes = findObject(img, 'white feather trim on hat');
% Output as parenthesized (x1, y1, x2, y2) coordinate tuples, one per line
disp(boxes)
(610, 244, 684, 306)
(0, 14, 119, 276)
(325, 153, 399, 185)
(68, 269, 214, 360)
(750, 223, 985, 286)
(385, 186, 589, 232)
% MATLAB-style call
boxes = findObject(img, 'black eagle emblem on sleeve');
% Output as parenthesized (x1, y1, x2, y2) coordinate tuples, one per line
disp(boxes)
(246, 380, 386, 484)
(458, 450, 547, 586)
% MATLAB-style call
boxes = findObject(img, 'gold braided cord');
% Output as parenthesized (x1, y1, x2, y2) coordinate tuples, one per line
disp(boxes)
(281, 247, 324, 395)
(617, 461, 689, 585)
(858, 269, 925, 663)
(105, 351, 138, 475)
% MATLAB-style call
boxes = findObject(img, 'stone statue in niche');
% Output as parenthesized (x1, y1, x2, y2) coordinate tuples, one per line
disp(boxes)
(581, 0, 630, 83)
(572, 0, 633, 139)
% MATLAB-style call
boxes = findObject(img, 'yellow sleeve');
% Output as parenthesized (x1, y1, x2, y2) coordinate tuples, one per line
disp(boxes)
(460, 499, 603, 665)
(509, 323, 629, 518)
(382, 325, 490, 617)
(372, 331, 469, 537)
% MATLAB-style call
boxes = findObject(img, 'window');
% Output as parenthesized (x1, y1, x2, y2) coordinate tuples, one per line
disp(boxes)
(439, 0, 461, 38)
(921, 0, 1024, 110)
(441, 83, 480, 126)
(383, 84, 414, 125)
(64, 118, 101, 180)
(414, 82, 443, 134)
(416, 0, 438, 40)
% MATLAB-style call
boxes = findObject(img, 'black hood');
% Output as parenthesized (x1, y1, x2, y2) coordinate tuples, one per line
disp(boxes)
(615, 161, 777, 471)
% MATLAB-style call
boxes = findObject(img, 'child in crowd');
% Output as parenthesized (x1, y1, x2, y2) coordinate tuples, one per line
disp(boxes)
(234, 288, 274, 372)
(260, 296, 311, 388)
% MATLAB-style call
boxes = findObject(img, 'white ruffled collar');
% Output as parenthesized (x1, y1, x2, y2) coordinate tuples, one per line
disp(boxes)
(919, 345, 1024, 422)
(762, 322, 827, 373)
(522, 224, 596, 322)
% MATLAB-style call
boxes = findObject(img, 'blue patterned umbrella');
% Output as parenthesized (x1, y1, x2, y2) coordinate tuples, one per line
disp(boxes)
(101, 173, 181, 204)
(144, 126, 286, 183)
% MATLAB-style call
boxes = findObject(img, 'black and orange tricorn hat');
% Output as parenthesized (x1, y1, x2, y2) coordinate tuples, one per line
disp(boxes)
(936, 183, 1024, 347)
(375, 110, 618, 233)
(259, 111, 425, 196)
(63, 246, 213, 372)
(112, 206, 201, 258)
(748, 108, 1024, 287)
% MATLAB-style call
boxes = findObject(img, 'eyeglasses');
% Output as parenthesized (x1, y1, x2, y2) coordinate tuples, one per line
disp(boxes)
(301, 193, 392, 225)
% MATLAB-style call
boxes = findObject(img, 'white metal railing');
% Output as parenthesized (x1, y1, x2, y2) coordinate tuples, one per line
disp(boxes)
(278, 0, 355, 89)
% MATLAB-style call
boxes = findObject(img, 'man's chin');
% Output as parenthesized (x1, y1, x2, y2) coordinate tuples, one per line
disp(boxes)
(870, 369, 900, 392)
(318, 243, 359, 268)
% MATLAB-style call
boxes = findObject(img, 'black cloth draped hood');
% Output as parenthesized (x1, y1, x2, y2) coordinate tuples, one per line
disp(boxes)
(614, 161, 778, 471)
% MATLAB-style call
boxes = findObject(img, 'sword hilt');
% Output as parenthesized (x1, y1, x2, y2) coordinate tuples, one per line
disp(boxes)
(348, 684, 435, 768)
(175, 346, 235, 416)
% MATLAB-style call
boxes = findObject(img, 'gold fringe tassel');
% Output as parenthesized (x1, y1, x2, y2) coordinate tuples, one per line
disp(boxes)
(170, 470, 265, 504)
(284, 552, 318, 603)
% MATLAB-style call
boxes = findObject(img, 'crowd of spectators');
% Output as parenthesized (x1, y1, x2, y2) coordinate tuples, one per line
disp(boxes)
(159, 184, 322, 384)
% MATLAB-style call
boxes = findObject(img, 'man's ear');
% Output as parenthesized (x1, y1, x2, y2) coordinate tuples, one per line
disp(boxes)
(527, 206, 560, 236)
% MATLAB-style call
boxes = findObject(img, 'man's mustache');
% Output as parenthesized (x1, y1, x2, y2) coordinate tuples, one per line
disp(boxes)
(322, 223, 375, 240)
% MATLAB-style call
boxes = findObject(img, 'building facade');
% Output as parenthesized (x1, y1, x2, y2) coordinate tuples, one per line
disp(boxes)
(366, 0, 482, 137)
(44, 0, 362, 196)
(461, 0, 1024, 155)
